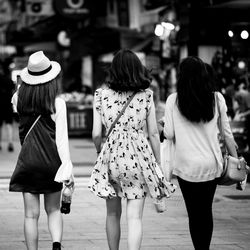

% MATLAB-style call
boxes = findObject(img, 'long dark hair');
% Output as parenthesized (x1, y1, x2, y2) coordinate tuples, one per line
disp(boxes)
(17, 78, 61, 115)
(106, 49, 151, 91)
(176, 56, 215, 123)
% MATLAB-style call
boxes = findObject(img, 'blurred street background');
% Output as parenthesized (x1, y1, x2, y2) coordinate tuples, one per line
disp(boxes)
(1, 0, 250, 249)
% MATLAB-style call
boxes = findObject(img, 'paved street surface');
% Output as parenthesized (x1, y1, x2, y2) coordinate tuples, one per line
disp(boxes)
(0, 123, 250, 249)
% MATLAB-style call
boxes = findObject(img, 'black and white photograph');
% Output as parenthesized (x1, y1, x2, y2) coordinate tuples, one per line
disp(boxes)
(0, 0, 250, 249)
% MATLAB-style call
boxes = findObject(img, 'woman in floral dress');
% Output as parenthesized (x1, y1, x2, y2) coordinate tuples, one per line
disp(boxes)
(89, 49, 175, 250)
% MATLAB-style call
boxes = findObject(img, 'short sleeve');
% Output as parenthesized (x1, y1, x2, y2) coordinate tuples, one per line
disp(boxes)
(94, 88, 102, 115)
(145, 89, 154, 115)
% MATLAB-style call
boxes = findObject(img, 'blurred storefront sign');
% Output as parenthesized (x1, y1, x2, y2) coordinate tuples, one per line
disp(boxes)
(66, 104, 93, 136)
(26, 0, 55, 16)
(53, 0, 90, 19)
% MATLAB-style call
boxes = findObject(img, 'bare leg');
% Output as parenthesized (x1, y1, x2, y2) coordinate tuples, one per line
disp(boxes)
(6, 123, 13, 143)
(126, 198, 145, 250)
(44, 191, 63, 243)
(6, 123, 14, 151)
(106, 197, 122, 250)
(23, 193, 40, 250)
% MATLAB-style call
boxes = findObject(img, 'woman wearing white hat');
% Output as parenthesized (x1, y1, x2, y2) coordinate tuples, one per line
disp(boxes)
(9, 51, 74, 250)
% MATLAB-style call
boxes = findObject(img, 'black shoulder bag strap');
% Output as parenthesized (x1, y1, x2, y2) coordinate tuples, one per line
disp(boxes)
(106, 92, 137, 138)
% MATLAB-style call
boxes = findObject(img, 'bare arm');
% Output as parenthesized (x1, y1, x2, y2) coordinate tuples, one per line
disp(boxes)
(225, 137, 238, 158)
(146, 99, 161, 165)
(92, 99, 103, 153)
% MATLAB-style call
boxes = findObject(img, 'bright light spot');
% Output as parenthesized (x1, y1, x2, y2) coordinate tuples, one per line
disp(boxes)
(241, 30, 249, 39)
(161, 22, 175, 31)
(175, 25, 180, 32)
(155, 24, 164, 37)
(228, 30, 234, 37)
(57, 30, 71, 47)
(9, 62, 16, 69)
(238, 61, 246, 69)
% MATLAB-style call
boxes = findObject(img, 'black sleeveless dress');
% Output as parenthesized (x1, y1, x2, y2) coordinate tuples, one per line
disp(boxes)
(9, 114, 63, 194)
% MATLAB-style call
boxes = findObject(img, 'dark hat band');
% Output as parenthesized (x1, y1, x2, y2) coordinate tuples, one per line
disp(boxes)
(28, 64, 52, 76)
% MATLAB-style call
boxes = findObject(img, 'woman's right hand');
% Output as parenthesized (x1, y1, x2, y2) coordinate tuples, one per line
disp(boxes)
(64, 174, 74, 188)
(158, 118, 166, 142)
(158, 117, 165, 128)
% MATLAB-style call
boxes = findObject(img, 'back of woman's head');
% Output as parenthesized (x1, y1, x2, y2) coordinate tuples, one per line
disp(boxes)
(177, 56, 215, 123)
(17, 78, 61, 115)
(17, 50, 62, 115)
(107, 49, 151, 91)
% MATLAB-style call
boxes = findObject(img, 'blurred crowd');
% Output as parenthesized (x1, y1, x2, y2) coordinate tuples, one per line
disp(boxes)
(212, 50, 250, 121)
(1, 49, 249, 154)
(0, 61, 15, 152)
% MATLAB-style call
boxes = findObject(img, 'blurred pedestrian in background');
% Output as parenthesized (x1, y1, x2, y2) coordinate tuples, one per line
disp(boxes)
(9, 51, 74, 250)
(234, 80, 250, 152)
(89, 49, 175, 250)
(162, 57, 237, 250)
(0, 62, 15, 152)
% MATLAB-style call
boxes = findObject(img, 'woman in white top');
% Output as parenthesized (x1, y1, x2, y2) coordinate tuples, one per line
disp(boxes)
(9, 51, 74, 250)
(163, 57, 237, 250)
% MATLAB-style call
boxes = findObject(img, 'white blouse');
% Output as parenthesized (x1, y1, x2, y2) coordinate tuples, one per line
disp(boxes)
(12, 93, 73, 183)
(163, 92, 234, 182)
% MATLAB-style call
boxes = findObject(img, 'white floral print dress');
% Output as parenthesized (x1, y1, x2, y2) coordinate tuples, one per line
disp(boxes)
(88, 87, 175, 201)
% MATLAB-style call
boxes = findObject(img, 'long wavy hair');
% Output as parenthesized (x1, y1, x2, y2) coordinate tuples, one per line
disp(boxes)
(176, 56, 215, 123)
(17, 78, 61, 115)
(106, 49, 151, 91)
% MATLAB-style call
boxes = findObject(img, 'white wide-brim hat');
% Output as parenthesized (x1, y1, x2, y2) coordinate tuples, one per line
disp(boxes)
(20, 51, 61, 85)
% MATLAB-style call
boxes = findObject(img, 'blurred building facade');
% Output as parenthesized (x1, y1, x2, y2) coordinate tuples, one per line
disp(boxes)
(0, 0, 250, 97)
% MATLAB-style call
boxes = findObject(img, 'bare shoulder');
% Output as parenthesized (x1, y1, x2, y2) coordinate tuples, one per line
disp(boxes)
(145, 88, 153, 95)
